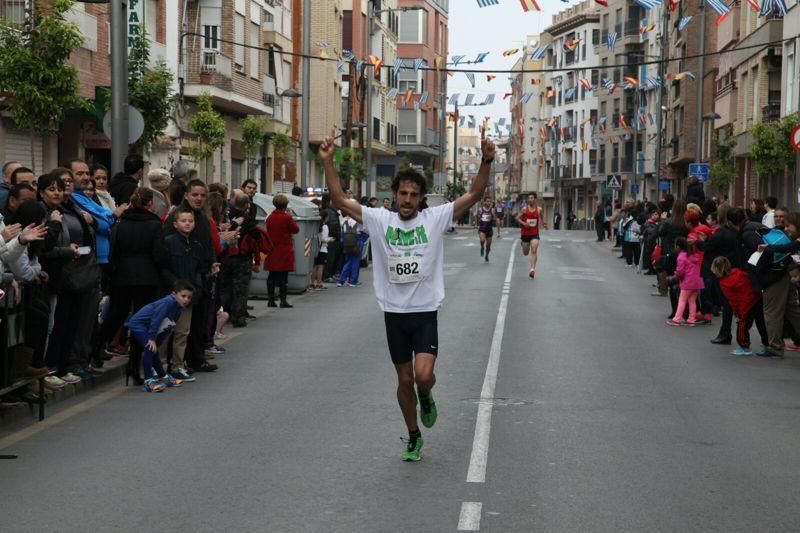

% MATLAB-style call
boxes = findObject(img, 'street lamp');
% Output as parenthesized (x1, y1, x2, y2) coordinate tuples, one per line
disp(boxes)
(279, 88, 302, 98)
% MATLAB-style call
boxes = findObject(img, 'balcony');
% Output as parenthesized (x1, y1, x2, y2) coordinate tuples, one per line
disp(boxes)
(762, 102, 781, 123)
(621, 156, 633, 172)
(184, 50, 272, 115)
(732, 19, 783, 67)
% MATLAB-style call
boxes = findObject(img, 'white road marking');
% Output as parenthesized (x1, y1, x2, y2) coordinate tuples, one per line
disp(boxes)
(466, 245, 514, 483)
(452, 236, 469, 240)
(559, 274, 606, 282)
(458, 502, 483, 531)
(556, 267, 594, 272)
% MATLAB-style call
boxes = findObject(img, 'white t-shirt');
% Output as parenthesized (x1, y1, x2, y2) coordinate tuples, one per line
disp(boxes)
(361, 203, 455, 313)
(318, 224, 329, 254)
(763, 210, 775, 229)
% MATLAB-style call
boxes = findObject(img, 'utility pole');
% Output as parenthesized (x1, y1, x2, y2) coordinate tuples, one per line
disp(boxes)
(633, 88, 640, 199)
(654, 3, 669, 196)
(453, 103, 459, 191)
(365, 0, 375, 198)
(300, 0, 311, 190)
(695, 0, 706, 164)
(438, 68, 447, 193)
(111, 0, 129, 176)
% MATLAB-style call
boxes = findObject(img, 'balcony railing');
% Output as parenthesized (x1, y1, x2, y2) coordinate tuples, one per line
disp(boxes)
(762, 102, 781, 123)
(624, 20, 643, 36)
(200, 50, 232, 79)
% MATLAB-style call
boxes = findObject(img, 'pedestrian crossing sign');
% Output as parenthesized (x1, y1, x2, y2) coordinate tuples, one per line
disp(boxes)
(606, 175, 622, 189)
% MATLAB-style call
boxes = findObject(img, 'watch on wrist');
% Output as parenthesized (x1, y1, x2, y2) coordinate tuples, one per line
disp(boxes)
(481, 156, 494, 165)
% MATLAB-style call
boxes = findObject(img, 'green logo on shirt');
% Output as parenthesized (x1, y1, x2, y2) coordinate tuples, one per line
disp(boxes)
(385, 225, 429, 246)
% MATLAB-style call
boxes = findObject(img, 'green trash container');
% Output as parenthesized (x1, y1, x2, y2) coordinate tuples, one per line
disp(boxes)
(249, 193, 321, 296)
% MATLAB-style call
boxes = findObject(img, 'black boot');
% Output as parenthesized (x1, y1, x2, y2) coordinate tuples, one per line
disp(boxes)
(125, 353, 143, 386)
(279, 285, 293, 308)
(267, 279, 277, 308)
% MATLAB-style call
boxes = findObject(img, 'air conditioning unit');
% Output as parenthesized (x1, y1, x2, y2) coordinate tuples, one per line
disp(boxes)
(263, 93, 276, 107)
(235, 63, 245, 74)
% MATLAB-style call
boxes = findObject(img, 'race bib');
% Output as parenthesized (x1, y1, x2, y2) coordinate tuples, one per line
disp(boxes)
(527, 219, 538, 228)
(388, 255, 424, 284)
(481, 214, 492, 222)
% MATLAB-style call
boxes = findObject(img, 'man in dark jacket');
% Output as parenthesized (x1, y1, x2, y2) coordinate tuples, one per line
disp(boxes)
(109, 154, 145, 205)
(220, 191, 259, 328)
(686, 176, 705, 205)
(321, 193, 341, 281)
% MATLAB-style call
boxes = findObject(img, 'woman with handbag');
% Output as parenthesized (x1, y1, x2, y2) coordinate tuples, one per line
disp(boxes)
(264, 194, 299, 308)
(43, 168, 102, 381)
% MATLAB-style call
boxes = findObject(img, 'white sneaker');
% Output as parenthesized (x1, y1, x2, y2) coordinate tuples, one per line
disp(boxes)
(172, 368, 196, 382)
(44, 375, 66, 389)
(61, 372, 82, 384)
(215, 332, 227, 340)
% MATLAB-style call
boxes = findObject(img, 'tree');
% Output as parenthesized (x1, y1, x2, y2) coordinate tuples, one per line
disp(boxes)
(0, 0, 86, 171)
(188, 92, 225, 180)
(751, 114, 797, 187)
(708, 133, 737, 194)
(338, 148, 366, 185)
(446, 180, 465, 201)
(127, 25, 176, 153)
(240, 115, 269, 180)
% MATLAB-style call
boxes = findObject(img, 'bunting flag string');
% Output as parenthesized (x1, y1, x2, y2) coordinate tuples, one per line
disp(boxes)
(451, 55, 467, 66)
(419, 91, 429, 104)
(623, 76, 638, 86)
(578, 78, 591, 89)
(474, 52, 490, 63)
(502, 48, 520, 57)
(706, 0, 730, 15)
(759, 0, 788, 16)
(519, 0, 542, 12)
(367, 55, 383, 77)
(341, 49, 355, 61)
(530, 45, 549, 60)
(465, 93, 475, 106)
(746, 0, 761, 11)
(676, 16, 692, 31)
(476, 0, 500, 6)
(393, 58, 406, 78)
(595, 0, 609, 5)
(355, 59, 365, 76)
(503, 93, 513, 99)
(448, 93, 460, 105)
(633, 0, 661, 9)
(337, 59, 346, 74)
(385, 88, 399, 100)
(606, 32, 618, 51)
(483, 94, 496, 105)
(434, 56, 443, 72)
(639, 23, 656, 35)
(487, 74, 496, 82)
(465, 71, 476, 88)
(412, 58, 424, 73)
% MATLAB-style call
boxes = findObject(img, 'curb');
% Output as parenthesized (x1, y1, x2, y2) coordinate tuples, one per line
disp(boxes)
(0, 357, 128, 426)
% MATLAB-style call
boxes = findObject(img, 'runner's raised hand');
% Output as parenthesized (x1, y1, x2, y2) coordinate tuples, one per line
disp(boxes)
(481, 138, 496, 161)
(319, 132, 336, 164)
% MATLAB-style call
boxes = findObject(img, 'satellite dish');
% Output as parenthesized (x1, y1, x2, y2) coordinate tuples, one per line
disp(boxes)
(103, 106, 145, 144)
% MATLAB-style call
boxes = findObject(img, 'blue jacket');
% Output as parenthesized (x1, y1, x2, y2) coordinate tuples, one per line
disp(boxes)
(71, 190, 115, 265)
(126, 294, 184, 344)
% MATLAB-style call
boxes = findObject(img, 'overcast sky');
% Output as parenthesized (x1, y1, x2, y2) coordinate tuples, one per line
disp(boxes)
(447, 1, 565, 136)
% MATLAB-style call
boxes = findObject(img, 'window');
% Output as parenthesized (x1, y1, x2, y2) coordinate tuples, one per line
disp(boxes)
(788, 53, 796, 114)
(398, 9, 427, 44)
(249, 21, 260, 78)
(200, 2, 221, 50)
(398, 109, 418, 144)
(592, 29, 600, 45)
(203, 25, 219, 49)
(399, 59, 423, 92)
(752, 66, 759, 124)
(0, 0, 25, 24)
(234, 14, 245, 70)
(741, 71, 749, 128)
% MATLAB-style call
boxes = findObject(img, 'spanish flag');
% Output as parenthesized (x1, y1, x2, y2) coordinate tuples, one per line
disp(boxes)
(519, 0, 542, 11)
(620, 114, 629, 129)
(639, 23, 656, 34)
(367, 55, 383, 77)
(623, 76, 638, 86)
(564, 39, 580, 51)
(578, 78, 591, 89)
(502, 48, 520, 57)
(595, 0, 609, 5)
(545, 88, 555, 98)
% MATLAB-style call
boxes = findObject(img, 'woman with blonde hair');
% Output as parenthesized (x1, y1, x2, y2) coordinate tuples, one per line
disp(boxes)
(147, 168, 171, 218)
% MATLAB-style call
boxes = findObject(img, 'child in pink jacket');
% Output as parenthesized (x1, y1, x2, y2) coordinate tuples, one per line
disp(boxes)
(667, 237, 705, 326)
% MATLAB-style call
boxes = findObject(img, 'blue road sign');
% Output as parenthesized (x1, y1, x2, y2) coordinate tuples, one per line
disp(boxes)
(689, 163, 709, 183)
(631, 183, 639, 195)
(659, 180, 670, 191)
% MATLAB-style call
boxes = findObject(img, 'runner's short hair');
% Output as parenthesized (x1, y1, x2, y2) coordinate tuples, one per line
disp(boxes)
(391, 168, 427, 195)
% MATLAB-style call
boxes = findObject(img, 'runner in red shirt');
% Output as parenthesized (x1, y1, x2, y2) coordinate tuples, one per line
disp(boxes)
(516, 193, 547, 279)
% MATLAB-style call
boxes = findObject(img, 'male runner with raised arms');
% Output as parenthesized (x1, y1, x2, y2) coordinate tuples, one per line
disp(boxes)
(516, 192, 546, 279)
(477, 198, 496, 262)
(320, 132, 496, 461)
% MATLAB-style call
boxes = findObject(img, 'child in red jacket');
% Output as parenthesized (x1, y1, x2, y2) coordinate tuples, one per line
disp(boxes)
(711, 256, 768, 356)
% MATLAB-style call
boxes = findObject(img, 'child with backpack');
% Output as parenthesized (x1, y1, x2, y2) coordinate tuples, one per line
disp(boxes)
(126, 280, 194, 392)
(337, 215, 367, 287)
(711, 256, 768, 356)
(667, 237, 705, 326)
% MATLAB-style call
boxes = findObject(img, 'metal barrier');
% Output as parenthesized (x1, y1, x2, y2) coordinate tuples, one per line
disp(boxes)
(0, 285, 45, 421)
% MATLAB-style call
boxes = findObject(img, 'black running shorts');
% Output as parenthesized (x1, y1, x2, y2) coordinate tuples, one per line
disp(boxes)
(520, 234, 540, 243)
(384, 311, 439, 365)
(314, 252, 327, 266)
(479, 227, 494, 238)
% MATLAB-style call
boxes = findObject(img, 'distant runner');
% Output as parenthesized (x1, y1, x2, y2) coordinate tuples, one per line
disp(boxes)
(494, 200, 506, 238)
(516, 193, 546, 279)
(320, 131, 496, 462)
(477, 198, 496, 262)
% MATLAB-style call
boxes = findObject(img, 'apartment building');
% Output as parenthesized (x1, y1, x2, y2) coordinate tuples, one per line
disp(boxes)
(395, 0, 448, 186)
(727, 6, 782, 201)
(543, 0, 600, 220)
(782, 4, 800, 118)
(508, 35, 552, 209)
(342, 0, 398, 198)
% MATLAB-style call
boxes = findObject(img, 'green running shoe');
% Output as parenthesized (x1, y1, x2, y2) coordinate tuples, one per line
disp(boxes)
(419, 390, 437, 428)
(402, 434, 423, 462)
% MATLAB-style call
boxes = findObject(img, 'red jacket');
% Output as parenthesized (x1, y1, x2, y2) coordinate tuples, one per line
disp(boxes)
(263, 209, 299, 272)
(719, 268, 761, 319)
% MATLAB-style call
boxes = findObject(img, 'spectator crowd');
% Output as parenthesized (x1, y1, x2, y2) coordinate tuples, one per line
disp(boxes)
(604, 185, 800, 359)
(0, 154, 343, 402)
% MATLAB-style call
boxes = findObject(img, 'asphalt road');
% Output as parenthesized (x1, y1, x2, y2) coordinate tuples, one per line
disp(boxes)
(3, 229, 800, 532)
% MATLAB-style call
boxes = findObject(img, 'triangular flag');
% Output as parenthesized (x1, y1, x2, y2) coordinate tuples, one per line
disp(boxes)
(465, 72, 476, 87)
(487, 75, 496, 82)
(519, 0, 542, 11)
(367, 55, 382, 77)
